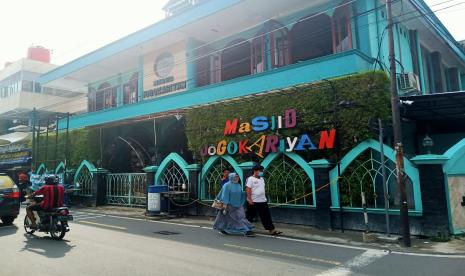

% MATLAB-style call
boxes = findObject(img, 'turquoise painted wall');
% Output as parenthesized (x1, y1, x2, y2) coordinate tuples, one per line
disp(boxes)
(59, 50, 374, 130)
(354, 0, 376, 57)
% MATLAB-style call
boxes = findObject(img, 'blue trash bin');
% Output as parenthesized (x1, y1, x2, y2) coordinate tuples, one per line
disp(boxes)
(147, 185, 168, 215)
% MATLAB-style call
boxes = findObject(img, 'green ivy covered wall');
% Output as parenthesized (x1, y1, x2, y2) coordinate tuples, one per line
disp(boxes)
(186, 71, 392, 162)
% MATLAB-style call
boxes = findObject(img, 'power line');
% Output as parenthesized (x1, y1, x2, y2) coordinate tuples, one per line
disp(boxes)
(7, 0, 465, 119)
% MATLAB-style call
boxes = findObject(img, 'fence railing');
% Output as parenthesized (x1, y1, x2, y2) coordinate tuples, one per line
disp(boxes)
(106, 173, 147, 207)
(75, 167, 93, 197)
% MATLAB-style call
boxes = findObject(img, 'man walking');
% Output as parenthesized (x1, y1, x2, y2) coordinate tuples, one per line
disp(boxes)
(246, 165, 282, 236)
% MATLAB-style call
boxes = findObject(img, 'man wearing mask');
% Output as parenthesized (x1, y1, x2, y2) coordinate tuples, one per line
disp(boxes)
(245, 165, 282, 235)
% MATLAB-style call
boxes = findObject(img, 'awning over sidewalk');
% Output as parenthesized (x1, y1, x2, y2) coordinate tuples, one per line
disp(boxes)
(0, 132, 31, 146)
(400, 91, 465, 121)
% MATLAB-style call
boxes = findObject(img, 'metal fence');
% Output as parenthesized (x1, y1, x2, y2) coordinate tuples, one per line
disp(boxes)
(106, 173, 147, 207)
(75, 166, 93, 196)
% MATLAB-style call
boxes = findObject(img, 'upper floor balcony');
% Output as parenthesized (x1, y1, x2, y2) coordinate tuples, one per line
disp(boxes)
(57, 49, 374, 129)
(39, 0, 465, 129)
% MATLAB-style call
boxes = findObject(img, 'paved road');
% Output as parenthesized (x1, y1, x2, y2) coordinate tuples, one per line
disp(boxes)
(1, 210, 465, 276)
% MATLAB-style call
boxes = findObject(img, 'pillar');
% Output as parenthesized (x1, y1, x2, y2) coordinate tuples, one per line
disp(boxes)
(143, 166, 158, 213)
(92, 168, 108, 206)
(186, 38, 199, 90)
(138, 56, 144, 101)
(412, 155, 450, 236)
(309, 159, 333, 230)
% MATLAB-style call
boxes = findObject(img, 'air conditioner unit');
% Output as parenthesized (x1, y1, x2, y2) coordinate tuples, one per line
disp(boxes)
(397, 73, 421, 95)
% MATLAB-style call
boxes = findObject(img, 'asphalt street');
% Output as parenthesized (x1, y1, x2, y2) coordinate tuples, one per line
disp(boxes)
(1, 209, 465, 276)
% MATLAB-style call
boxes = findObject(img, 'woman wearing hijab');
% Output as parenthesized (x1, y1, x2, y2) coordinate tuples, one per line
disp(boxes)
(213, 172, 255, 237)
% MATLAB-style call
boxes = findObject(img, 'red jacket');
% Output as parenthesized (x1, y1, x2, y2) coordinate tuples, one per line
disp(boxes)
(35, 185, 65, 210)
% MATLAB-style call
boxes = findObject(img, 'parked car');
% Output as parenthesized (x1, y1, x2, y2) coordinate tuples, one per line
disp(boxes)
(0, 173, 20, 225)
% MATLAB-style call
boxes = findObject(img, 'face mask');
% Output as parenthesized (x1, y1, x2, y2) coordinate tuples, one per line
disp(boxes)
(258, 172, 264, 177)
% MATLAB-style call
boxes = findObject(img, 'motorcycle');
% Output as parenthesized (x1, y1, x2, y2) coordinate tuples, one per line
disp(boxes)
(24, 195, 73, 240)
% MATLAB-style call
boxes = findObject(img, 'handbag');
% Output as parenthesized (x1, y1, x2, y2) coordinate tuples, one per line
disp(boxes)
(211, 199, 224, 210)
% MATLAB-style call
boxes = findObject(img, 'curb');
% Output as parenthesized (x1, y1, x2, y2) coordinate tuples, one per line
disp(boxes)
(71, 207, 465, 257)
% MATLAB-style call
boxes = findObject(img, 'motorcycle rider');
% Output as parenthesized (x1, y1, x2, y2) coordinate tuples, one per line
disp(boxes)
(26, 175, 65, 229)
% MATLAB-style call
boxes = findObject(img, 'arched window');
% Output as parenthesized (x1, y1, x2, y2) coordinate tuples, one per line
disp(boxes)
(96, 82, 116, 110)
(291, 14, 333, 63)
(262, 153, 315, 206)
(123, 73, 139, 105)
(221, 39, 251, 81)
(201, 157, 241, 200)
(340, 149, 415, 209)
(332, 4, 353, 53)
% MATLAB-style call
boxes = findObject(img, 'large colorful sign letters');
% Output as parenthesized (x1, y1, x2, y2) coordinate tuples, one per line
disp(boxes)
(200, 108, 336, 158)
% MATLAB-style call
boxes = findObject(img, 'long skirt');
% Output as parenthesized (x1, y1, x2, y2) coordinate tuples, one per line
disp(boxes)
(213, 206, 253, 234)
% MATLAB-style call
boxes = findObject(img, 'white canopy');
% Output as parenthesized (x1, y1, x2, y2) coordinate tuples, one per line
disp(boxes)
(0, 132, 31, 146)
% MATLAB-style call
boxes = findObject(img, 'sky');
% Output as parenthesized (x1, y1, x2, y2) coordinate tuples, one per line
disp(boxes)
(0, 0, 464, 67)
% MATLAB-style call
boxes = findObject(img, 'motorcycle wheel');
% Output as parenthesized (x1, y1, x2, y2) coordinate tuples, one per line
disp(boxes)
(50, 219, 66, 240)
(24, 216, 35, 234)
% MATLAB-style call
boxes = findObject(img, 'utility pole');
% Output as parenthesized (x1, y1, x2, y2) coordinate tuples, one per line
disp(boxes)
(386, 0, 411, 247)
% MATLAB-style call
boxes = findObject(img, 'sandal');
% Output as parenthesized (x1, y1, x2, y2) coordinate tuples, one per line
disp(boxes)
(270, 230, 282, 236)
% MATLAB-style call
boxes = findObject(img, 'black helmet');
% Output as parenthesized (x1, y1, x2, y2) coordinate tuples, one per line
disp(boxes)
(44, 175, 58, 185)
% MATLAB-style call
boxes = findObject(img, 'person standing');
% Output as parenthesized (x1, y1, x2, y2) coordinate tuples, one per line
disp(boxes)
(246, 165, 282, 236)
(220, 168, 230, 186)
(213, 172, 254, 237)
(17, 171, 32, 202)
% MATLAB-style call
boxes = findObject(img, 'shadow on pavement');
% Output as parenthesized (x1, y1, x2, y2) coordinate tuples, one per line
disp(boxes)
(0, 224, 19, 236)
(20, 234, 76, 258)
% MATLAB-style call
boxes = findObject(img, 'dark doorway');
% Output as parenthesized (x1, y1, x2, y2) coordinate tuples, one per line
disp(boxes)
(221, 39, 251, 81)
(291, 14, 333, 63)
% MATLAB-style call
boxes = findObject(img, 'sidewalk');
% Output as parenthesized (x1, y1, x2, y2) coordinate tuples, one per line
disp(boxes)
(71, 205, 465, 255)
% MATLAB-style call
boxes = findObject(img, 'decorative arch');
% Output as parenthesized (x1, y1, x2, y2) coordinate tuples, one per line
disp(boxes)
(221, 39, 251, 81)
(444, 138, 465, 175)
(55, 161, 66, 174)
(261, 152, 316, 206)
(200, 155, 243, 200)
(36, 163, 47, 175)
(155, 153, 189, 191)
(74, 160, 96, 196)
(330, 139, 421, 212)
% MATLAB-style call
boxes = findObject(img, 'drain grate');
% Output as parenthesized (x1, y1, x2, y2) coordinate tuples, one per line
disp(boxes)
(154, 231, 180, 235)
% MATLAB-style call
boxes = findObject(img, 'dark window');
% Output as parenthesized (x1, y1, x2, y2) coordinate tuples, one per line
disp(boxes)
(196, 48, 221, 87)
(447, 68, 459, 91)
(221, 39, 251, 82)
(34, 83, 41, 93)
(95, 82, 116, 110)
(22, 80, 33, 92)
(291, 14, 333, 63)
